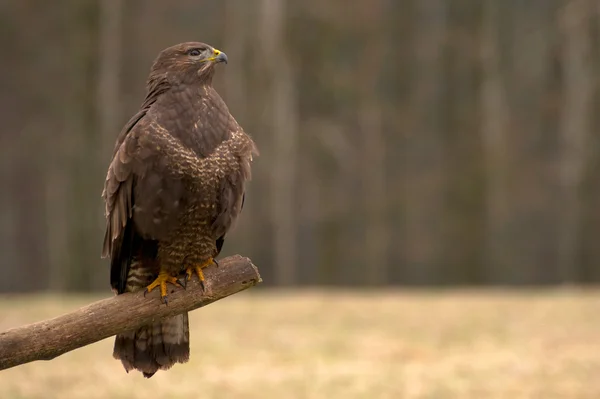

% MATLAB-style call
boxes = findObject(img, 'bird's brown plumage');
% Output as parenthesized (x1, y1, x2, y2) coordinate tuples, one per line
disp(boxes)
(101, 42, 257, 378)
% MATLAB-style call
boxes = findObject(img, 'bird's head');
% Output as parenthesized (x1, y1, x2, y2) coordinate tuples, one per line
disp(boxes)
(148, 42, 228, 86)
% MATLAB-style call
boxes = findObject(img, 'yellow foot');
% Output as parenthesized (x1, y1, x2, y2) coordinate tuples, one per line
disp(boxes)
(146, 271, 182, 303)
(185, 258, 216, 289)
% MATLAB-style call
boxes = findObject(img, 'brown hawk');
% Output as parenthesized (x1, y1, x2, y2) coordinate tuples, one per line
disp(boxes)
(101, 42, 257, 378)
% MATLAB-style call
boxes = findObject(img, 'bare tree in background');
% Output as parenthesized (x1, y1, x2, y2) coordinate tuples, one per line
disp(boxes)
(480, 0, 510, 282)
(97, 0, 123, 166)
(403, 0, 448, 283)
(356, 0, 388, 285)
(0, 145, 17, 289)
(557, 0, 592, 282)
(62, 1, 103, 290)
(45, 133, 70, 292)
(223, 0, 249, 119)
(221, 0, 256, 258)
(94, 0, 123, 289)
(259, 0, 299, 285)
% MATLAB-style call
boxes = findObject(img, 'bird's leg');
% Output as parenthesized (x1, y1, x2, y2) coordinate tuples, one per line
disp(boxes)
(185, 257, 216, 290)
(146, 270, 182, 304)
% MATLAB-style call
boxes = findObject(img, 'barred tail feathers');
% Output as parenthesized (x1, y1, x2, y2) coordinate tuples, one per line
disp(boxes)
(113, 313, 190, 378)
(112, 254, 189, 378)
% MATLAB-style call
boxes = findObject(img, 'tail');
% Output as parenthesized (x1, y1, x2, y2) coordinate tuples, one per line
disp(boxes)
(108, 219, 189, 378)
(113, 312, 190, 378)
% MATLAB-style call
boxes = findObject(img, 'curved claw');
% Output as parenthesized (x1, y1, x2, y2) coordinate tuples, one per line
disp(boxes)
(177, 276, 188, 290)
(185, 257, 216, 291)
(145, 271, 182, 304)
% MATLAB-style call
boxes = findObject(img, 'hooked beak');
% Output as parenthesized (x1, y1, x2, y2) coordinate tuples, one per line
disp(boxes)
(210, 48, 228, 64)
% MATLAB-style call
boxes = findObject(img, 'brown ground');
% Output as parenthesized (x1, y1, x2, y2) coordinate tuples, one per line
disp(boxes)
(0, 289, 598, 398)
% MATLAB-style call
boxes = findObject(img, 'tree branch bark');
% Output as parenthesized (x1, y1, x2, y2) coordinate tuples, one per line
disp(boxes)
(0, 255, 261, 371)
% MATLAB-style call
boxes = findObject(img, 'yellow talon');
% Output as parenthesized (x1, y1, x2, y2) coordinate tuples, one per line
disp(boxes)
(185, 257, 214, 283)
(186, 266, 205, 283)
(146, 271, 181, 300)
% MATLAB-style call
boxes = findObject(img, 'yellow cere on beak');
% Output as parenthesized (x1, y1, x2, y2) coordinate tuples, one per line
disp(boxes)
(208, 48, 228, 64)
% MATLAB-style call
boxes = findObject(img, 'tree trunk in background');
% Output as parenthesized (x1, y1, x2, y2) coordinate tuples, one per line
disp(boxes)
(443, 1, 484, 283)
(93, 0, 122, 290)
(480, 0, 510, 283)
(222, 0, 254, 257)
(63, 0, 102, 291)
(97, 0, 122, 173)
(46, 153, 70, 292)
(223, 0, 249, 120)
(0, 146, 18, 291)
(0, 90, 19, 291)
(403, 0, 447, 284)
(11, 145, 46, 292)
(356, 0, 388, 285)
(361, 104, 386, 284)
(259, 0, 298, 285)
(497, 1, 557, 284)
(62, 18, 87, 290)
(557, 0, 592, 283)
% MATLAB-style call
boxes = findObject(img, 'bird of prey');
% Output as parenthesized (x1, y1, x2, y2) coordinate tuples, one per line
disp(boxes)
(101, 42, 257, 378)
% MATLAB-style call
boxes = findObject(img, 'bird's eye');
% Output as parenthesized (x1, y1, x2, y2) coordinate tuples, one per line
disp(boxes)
(187, 48, 202, 57)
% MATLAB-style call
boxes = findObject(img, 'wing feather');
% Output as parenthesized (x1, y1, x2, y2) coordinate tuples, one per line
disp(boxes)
(102, 99, 154, 292)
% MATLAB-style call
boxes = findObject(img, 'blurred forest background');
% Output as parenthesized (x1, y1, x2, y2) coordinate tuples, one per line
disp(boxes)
(1, 0, 600, 293)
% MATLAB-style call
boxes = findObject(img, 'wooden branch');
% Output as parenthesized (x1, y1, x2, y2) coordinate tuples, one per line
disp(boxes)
(0, 255, 261, 371)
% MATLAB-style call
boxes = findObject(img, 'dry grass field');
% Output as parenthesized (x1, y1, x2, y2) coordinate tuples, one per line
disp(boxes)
(0, 289, 598, 399)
